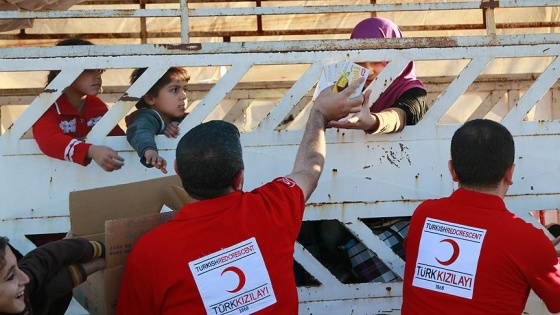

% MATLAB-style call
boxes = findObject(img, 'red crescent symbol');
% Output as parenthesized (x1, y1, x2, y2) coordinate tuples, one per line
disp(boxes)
(221, 266, 246, 293)
(436, 238, 460, 266)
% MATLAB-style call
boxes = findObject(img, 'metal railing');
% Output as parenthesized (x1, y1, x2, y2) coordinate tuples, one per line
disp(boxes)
(1, 0, 559, 44)
(1, 1, 559, 314)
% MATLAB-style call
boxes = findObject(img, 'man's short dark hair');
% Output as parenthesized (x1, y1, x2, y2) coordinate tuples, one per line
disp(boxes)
(451, 119, 515, 189)
(176, 120, 244, 200)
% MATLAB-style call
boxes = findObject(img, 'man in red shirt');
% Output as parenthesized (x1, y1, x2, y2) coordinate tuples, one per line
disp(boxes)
(402, 119, 560, 314)
(116, 80, 369, 314)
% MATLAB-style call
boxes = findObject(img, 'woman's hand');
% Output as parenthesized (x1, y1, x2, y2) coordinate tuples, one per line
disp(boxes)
(328, 89, 377, 131)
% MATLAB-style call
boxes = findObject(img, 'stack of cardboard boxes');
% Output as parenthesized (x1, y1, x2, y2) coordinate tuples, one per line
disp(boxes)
(70, 176, 189, 314)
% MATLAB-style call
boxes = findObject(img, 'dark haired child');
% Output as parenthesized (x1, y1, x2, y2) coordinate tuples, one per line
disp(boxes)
(126, 67, 190, 174)
(0, 236, 105, 315)
(33, 38, 125, 172)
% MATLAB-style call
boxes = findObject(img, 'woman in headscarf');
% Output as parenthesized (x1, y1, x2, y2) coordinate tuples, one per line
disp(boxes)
(329, 17, 429, 134)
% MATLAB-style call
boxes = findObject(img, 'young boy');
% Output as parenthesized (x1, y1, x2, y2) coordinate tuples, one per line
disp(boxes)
(126, 67, 190, 174)
(0, 236, 105, 315)
(33, 38, 125, 172)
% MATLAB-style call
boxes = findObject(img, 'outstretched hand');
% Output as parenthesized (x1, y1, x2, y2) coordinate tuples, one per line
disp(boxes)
(144, 149, 168, 174)
(87, 145, 124, 172)
(328, 89, 375, 131)
(313, 78, 365, 122)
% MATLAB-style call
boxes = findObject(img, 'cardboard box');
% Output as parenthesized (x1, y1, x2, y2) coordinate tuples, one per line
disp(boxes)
(70, 176, 189, 315)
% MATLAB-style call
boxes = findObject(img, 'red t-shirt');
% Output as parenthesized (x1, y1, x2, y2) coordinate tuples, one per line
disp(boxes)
(403, 188, 560, 314)
(116, 177, 305, 315)
(33, 94, 124, 166)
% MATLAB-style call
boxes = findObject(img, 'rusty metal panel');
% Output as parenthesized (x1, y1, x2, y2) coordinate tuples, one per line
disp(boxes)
(1, 1, 559, 314)
(0, 0, 558, 45)
(0, 9, 180, 19)
(189, 3, 482, 17)
(499, 0, 560, 7)
(4, 33, 560, 60)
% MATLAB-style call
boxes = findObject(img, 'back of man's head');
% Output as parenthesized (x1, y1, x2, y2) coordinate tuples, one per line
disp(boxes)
(451, 119, 514, 189)
(176, 120, 244, 200)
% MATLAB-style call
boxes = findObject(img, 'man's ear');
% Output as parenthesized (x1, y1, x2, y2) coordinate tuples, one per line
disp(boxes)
(448, 160, 459, 182)
(504, 163, 515, 186)
(174, 160, 179, 176)
(232, 169, 244, 191)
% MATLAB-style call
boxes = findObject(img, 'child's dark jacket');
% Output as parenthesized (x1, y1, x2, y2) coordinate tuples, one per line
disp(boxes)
(125, 108, 184, 168)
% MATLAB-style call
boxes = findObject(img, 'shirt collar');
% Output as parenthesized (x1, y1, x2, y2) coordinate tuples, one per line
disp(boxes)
(173, 191, 242, 221)
(54, 94, 83, 115)
(449, 188, 507, 211)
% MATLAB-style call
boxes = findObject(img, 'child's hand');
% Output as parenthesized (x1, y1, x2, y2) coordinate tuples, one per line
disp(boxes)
(163, 121, 180, 138)
(144, 149, 168, 174)
(87, 145, 124, 172)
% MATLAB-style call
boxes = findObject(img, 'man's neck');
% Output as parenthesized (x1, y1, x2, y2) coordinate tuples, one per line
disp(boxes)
(457, 183, 508, 199)
(187, 187, 238, 204)
(63, 90, 87, 113)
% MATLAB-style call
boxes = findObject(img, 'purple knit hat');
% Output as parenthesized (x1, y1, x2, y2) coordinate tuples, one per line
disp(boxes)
(351, 17, 425, 113)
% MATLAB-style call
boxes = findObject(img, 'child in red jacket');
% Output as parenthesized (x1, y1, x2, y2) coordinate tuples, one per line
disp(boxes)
(33, 38, 125, 172)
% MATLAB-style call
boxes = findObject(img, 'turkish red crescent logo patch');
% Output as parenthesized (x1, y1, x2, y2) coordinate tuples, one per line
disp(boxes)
(276, 177, 296, 187)
(221, 266, 246, 293)
(436, 238, 460, 266)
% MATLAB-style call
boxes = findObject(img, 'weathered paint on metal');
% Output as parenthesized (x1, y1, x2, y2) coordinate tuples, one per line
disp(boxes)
(1, 0, 558, 44)
(0, 9, 180, 19)
(1, 2, 559, 314)
(481, 0, 501, 9)
(6, 34, 560, 60)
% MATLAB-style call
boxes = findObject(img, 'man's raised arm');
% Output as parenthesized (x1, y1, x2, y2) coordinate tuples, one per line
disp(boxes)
(287, 79, 370, 200)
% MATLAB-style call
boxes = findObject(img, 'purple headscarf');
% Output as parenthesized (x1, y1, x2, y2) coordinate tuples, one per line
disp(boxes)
(351, 17, 425, 113)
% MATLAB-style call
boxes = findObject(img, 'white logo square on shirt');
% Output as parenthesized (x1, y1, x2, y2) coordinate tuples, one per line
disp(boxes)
(189, 237, 277, 314)
(412, 218, 487, 299)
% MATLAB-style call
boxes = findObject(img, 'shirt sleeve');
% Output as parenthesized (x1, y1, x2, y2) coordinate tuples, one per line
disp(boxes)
(126, 110, 163, 168)
(33, 108, 92, 166)
(391, 87, 429, 125)
(252, 178, 306, 240)
(369, 110, 405, 134)
(116, 244, 158, 315)
(18, 239, 104, 298)
(524, 230, 560, 313)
